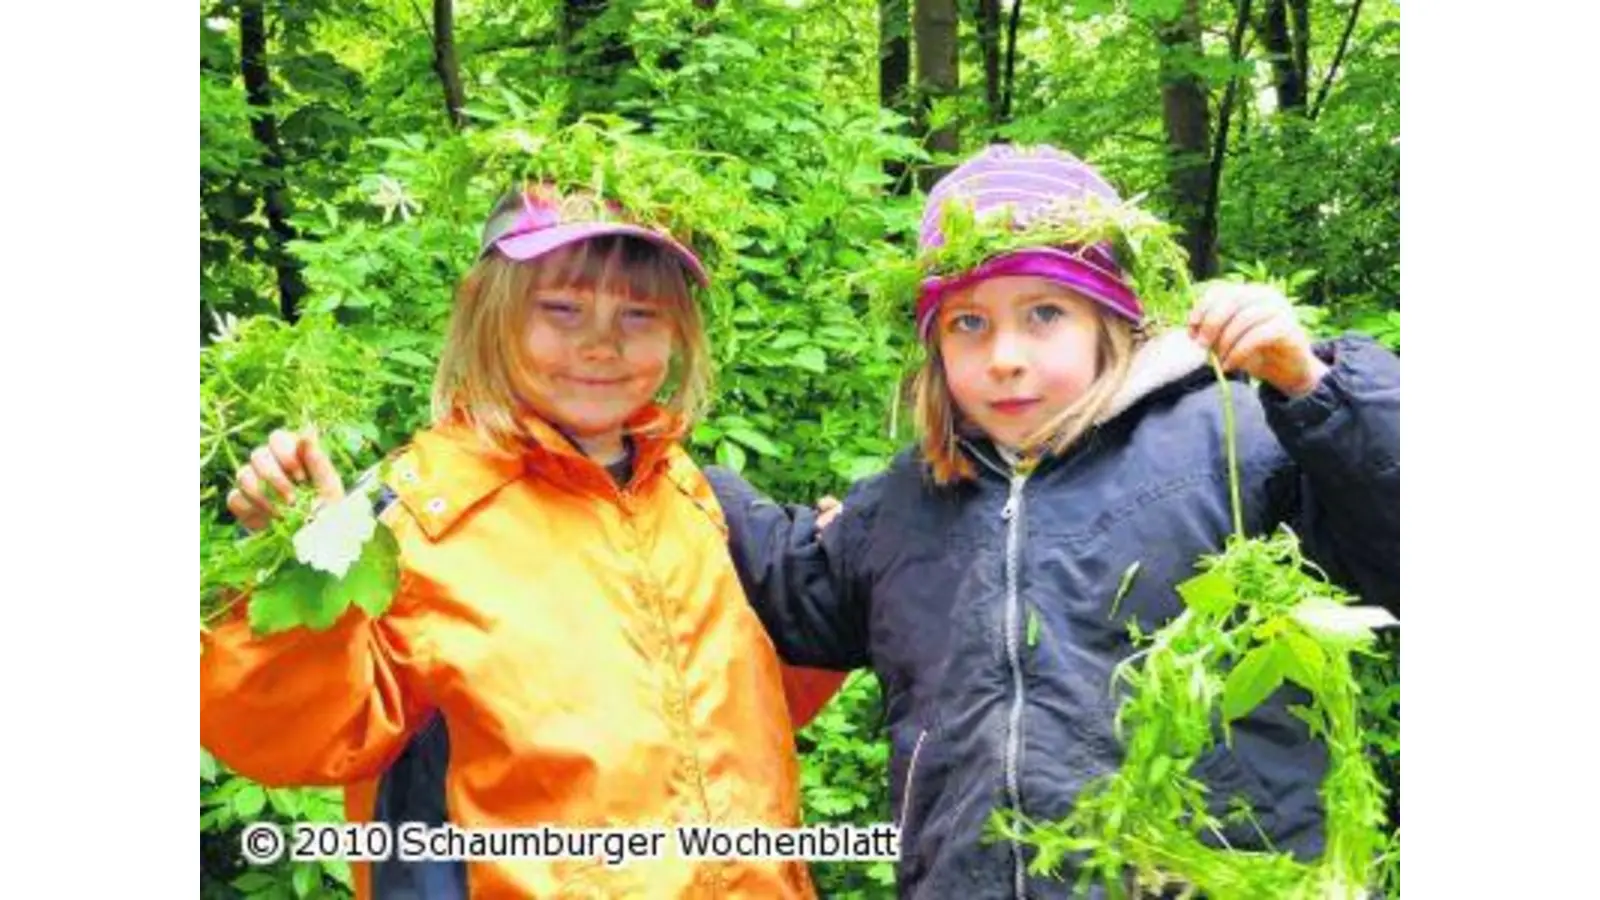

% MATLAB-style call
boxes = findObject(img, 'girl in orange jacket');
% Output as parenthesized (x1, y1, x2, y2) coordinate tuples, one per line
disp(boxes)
(203, 184, 844, 899)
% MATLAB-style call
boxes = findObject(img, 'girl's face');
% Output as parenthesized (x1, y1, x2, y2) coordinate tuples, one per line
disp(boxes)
(518, 286, 674, 461)
(937, 275, 1104, 451)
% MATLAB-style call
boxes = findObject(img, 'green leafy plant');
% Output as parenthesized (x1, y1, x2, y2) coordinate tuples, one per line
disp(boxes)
(202, 481, 400, 637)
(201, 312, 401, 637)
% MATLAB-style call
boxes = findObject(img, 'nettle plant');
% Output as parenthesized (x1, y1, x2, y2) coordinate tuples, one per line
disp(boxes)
(874, 192, 1400, 899)
(201, 313, 403, 639)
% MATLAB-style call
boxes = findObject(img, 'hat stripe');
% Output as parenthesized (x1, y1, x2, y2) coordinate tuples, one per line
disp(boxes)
(927, 164, 1119, 207)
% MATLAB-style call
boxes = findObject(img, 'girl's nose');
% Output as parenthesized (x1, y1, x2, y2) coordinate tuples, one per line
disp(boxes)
(575, 319, 625, 360)
(987, 330, 1026, 380)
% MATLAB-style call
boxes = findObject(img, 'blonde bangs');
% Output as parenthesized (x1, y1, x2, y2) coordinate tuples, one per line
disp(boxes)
(430, 236, 712, 456)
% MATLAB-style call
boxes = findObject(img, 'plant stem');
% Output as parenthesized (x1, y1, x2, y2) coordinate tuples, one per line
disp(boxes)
(1207, 354, 1245, 539)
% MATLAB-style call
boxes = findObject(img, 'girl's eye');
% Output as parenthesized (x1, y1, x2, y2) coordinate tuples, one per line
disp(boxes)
(622, 307, 660, 324)
(1028, 303, 1066, 326)
(946, 313, 987, 334)
(538, 300, 583, 320)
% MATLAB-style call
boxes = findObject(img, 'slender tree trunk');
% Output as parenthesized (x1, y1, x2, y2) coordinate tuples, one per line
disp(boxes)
(914, 0, 961, 191)
(1201, 0, 1255, 277)
(239, 0, 308, 322)
(432, 0, 467, 129)
(1257, 0, 1307, 113)
(1002, 0, 1024, 122)
(1157, 0, 1215, 279)
(1311, 0, 1363, 120)
(880, 0, 913, 192)
(978, 0, 1003, 125)
(1289, 0, 1310, 95)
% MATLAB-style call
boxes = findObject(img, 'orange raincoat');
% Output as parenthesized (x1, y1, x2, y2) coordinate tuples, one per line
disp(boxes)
(201, 409, 844, 898)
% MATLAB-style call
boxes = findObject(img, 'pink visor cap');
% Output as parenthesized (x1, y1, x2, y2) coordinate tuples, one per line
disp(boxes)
(477, 186, 709, 287)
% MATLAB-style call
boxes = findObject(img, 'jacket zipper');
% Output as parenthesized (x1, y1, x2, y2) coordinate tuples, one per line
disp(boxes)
(1000, 464, 1031, 899)
(970, 442, 1033, 900)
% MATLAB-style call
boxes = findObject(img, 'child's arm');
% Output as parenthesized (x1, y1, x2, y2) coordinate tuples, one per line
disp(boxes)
(206, 432, 430, 786)
(201, 582, 431, 787)
(1189, 284, 1400, 614)
(1259, 333, 1401, 614)
(703, 467, 875, 672)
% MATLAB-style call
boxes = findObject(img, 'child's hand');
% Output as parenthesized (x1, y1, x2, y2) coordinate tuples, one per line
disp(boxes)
(1188, 282, 1329, 398)
(226, 428, 346, 532)
(816, 495, 842, 533)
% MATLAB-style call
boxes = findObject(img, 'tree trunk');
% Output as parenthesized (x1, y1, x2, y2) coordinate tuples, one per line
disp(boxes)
(1157, 0, 1215, 279)
(977, 0, 1003, 125)
(1311, 0, 1364, 120)
(1002, 0, 1024, 122)
(1290, 0, 1310, 98)
(914, 0, 961, 191)
(880, 0, 914, 193)
(1257, 0, 1307, 113)
(432, 0, 467, 129)
(1201, 0, 1255, 278)
(239, 0, 308, 322)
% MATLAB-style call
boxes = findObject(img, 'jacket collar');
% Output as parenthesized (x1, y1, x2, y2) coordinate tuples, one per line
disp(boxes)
(390, 405, 686, 540)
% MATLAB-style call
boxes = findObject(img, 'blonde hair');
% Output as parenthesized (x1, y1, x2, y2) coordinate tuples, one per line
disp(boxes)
(913, 308, 1145, 485)
(431, 235, 711, 457)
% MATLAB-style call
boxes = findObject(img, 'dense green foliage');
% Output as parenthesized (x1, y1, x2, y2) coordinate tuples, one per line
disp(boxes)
(200, 1, 1398, 896)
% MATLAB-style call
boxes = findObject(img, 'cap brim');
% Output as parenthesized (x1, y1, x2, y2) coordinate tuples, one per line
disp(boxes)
(916, 247, 1142, 340)
(491, 222, 709, 287)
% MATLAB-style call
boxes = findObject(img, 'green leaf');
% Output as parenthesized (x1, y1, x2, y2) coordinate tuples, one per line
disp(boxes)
(715, 440, 747, 473)
(233, 783, 267, 818)
(749, 168, 777, 191)
(724, 427, 782, 458)
(293, 863, 317, 898)
(1290, 596, 1398, 646)
(769, 330, 808, 350)
(1222, 644, 1285, 721)
(321, 859, 353, 889)
(330, 523, 400, 619)
(232, 871, 277, 893)
(1279, 630, 1327, 692)
(792, 346, 827, 374)
(1147, 754, 1172, 788)
(250, 565, 336, 636)
(388, 349, 434, 369)
(1175, 569, 1237, 617)
(1026, 606, 1041, 649)
(201, 747, 220, 782)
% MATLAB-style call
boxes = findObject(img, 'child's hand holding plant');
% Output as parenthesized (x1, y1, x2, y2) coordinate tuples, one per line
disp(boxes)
(1188, 282, 1331, 399)
(203, 427, 398, 639)
(226, 427, 346, 530)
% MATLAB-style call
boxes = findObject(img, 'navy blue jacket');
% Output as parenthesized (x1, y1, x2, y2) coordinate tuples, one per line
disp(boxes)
(705, 332, 1400, 899)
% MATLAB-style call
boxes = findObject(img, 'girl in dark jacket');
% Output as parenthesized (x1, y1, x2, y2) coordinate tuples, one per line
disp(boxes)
(708, 144, 1399, 899)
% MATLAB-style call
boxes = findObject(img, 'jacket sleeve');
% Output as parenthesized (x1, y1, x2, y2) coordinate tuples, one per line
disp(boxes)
(1260, 333, 1401, 615)
(703, 466, 876, 672)
(199, 522, 433, 787)
(778, 665, 849, 729)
